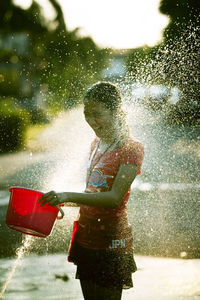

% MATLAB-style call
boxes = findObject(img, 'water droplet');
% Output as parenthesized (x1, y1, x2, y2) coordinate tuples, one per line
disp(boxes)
(180, 251, 187, 258)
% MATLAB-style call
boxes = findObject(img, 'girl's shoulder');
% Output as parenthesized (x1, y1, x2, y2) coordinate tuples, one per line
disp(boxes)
(124, 136, 144, 153)
(119, 136, 144, 169)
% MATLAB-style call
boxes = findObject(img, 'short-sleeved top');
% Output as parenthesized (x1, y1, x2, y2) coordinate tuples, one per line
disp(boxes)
(76, 136, 144, 251)
(80, 136, 144, 219)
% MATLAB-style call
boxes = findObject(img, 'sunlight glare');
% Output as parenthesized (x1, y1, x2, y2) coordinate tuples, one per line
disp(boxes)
(58, 0, 169, 48)
(13, 0, 32, 9)
(12, 0, 169, 49)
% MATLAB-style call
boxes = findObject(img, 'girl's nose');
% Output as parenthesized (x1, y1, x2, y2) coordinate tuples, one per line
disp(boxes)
(86, 116, 96, 126)
(89, 118, 96, 125)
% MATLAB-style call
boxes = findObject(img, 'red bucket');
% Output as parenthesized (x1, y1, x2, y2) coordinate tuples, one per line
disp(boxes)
(6, 187, 64, 238)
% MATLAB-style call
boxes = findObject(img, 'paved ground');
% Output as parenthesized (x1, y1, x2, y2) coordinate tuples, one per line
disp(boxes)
(1, 251, 200, 300)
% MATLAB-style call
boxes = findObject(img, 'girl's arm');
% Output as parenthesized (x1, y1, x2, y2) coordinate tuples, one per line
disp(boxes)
(38, 164, 139, 209)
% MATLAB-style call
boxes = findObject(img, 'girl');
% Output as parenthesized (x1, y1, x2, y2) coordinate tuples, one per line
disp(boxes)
(39, 82, 144, 300)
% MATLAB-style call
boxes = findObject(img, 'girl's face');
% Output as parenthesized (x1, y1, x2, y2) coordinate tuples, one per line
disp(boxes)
(84, 101, 118, 140)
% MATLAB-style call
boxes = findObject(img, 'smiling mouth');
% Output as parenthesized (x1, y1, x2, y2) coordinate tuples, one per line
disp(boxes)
(93, 126, 101, 131)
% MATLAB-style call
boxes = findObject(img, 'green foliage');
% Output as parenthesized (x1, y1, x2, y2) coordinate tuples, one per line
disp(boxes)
(0, 98, 30, 152)
(29, 108, 50, 124)
(37, 31, 108, 111)
(159, 0, 200, 115)
(0, 0, 109, 112)
(0, 68, 21, 96)
(0, 0, 47, 33)
(159, 0, 200, 21)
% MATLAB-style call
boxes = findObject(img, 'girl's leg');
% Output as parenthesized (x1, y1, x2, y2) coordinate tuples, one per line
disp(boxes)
(80, 280, 96, 300)
(95, 283, 122, 300)
(80, 280, 122, 300)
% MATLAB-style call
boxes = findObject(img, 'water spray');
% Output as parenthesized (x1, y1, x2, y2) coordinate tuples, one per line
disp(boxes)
(0, 235, 34, 299)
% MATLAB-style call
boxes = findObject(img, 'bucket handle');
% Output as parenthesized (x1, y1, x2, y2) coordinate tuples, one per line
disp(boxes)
(56, 205, 65, 220)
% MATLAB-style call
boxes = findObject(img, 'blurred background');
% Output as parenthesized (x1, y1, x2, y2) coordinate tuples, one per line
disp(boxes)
(0, 0, 200, 299)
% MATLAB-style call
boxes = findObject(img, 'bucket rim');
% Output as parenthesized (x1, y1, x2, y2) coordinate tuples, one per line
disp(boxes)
(9, 186, 44, 195)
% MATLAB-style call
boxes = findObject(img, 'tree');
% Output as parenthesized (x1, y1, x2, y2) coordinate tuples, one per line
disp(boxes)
(0, 0, 109, 111)
(159, 0, 200, 40)
(158, 0, 200, 123)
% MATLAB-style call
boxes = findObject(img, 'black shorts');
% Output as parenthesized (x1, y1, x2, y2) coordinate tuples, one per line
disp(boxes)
(72, 242, 137, 290)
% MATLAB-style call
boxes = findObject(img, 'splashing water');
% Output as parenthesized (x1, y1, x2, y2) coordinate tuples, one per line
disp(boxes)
(0, 235, 34, 299)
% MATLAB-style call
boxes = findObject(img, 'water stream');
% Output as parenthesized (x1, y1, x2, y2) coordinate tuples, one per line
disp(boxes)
(0, 235, 34, 299)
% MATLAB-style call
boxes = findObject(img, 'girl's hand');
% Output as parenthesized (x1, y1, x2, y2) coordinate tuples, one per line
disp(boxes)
(38, 191, 64, 207)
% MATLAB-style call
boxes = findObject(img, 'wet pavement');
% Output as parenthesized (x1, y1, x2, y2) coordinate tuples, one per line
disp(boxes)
(0, 109, 93, 191)
(0, 105, 200, 299)
(0, 252, 200, 300)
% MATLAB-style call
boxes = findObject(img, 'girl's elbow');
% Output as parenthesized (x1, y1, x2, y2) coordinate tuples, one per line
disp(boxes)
(111, 202, 120, 209)
(110, 192, 122, 208)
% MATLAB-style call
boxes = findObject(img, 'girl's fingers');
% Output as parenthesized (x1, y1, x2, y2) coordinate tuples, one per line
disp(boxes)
(39, 198, 48, 206)
(46, 195, 58, 206)
(38, 191, 56, 204)
(38, 192, 52, 203)
(40, 193, 59, 207)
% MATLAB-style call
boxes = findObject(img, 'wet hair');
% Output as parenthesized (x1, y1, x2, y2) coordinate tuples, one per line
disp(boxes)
(83, 81, 122, 111)
(84, 81, 129, 137)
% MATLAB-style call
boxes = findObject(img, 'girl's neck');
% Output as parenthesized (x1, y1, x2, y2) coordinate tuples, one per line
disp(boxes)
(99, 130, 129, 153)
(101, 124, 129, 144)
